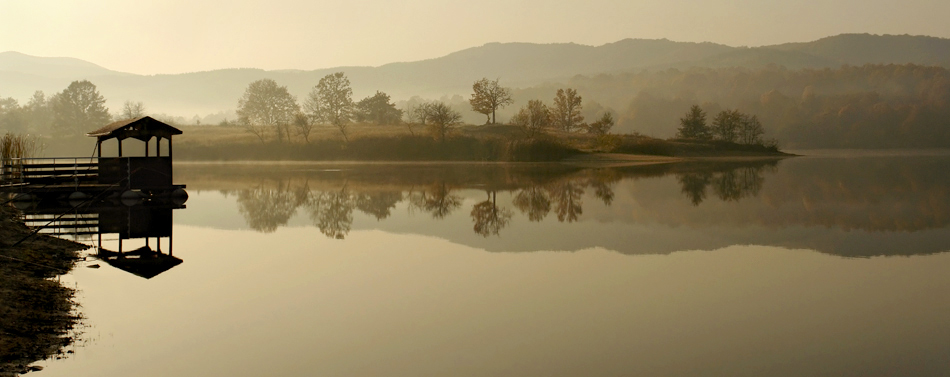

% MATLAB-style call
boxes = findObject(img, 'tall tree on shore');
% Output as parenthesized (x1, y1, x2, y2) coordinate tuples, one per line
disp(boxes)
(237, 79, 299, 144)
(49, 80, 111, 136)
(469, 78, 513, 124)
(552, 88, 584, 132)
(306, 72, 354, 142)
(677, 105, 711, 140)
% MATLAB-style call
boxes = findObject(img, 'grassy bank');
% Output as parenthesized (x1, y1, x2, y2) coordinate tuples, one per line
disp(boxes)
(0, 205, 87, 376)
(168, 123, 789, 162)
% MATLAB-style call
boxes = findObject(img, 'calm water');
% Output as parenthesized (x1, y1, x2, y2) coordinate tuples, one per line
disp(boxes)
(38, 152, 950, 376)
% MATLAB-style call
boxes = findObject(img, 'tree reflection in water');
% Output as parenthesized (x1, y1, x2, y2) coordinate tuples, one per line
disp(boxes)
(471, 190, 513, 237)
(307, 186, 354, 239)
(237, 180, 307, 233)
(408, 182, 462, 219)
(677, 164, 771, 205)
(355, 192, 403, 220)
(230, 161, 779, 239)
(513, 186, 551, 222)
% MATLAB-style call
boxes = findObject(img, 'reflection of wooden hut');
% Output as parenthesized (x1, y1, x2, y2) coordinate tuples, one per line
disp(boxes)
(97, 245, 182, 279)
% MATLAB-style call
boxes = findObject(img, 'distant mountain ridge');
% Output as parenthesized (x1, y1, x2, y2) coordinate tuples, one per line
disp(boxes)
(1, 33, 949, 117)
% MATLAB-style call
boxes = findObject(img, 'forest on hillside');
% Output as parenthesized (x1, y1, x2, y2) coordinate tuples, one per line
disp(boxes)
(512, 64, 950, 148)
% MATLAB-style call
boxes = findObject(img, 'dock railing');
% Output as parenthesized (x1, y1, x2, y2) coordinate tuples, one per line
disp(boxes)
(1, 157, 99, 188)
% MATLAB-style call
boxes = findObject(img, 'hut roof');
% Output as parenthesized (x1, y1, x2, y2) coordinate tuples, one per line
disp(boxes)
(97, 246, 183, 279)
(87, 116, 182, 141)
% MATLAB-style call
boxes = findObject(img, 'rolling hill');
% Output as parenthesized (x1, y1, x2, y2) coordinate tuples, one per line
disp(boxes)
(1, 33, 949, 118)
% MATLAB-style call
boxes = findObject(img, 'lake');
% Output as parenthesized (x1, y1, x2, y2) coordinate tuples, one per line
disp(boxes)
(34, 151, 950, 376)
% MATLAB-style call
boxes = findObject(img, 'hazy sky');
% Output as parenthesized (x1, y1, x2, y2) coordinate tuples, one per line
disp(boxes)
(2, 0, 949, 75)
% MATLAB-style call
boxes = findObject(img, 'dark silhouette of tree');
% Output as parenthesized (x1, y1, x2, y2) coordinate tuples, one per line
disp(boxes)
(355, 191, 403, 220)
(306, 72, 354, 142)
(50, 80, 111, 136)
(237, 181, 303, 233)
(355, 91, 403, 125)
(513, 186, 551, 222)
(712, 109, 743, 142)
(548, 181, 584, 222)
(470, 190, 513, 237)
(469, 77, 513, 124)
(586, 112, 615, 136)
(677, 105, 711, 140)
(425, 102, 462, 143)
(510, 99, 551, 139)
(237, 79, 299, 144)
(738, 114, 765, 145)
(677, 172, 712, 206)
(308, 187, 354, 239)
(552, 88, 584, 132)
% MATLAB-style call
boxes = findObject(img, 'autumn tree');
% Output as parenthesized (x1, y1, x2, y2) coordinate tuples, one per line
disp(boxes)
(510, 99, 551, 139)
(305, 72, 354, 142)
(552, 88, 584, 132)
(354, 91, 403, 125)
(469, 78, 513, 124)
(677, 105, 711, 140)
(237, 79, 300, 144)
(49, 80, 112, 136)
(425, 102, 462, 142)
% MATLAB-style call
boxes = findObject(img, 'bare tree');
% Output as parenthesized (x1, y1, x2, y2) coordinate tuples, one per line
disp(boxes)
(738, 114, 765, 145)
(305, 72, 354, 142)
(237, 79, 299, 144)
(469, 78, 513, 124)
(426, 102, 462, 142)
(552, 88, 584, 132)
(293, 112, 314, 143)
(120, 101, 146, 120)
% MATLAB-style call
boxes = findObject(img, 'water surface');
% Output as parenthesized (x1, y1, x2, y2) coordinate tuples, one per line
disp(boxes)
(38, 153, 950, 376)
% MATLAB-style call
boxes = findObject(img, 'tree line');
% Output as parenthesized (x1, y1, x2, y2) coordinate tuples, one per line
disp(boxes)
(676, 105, 769, 146)
(553, 63, 950, 148)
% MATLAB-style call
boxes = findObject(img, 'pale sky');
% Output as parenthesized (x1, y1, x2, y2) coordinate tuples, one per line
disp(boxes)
(2, 0, 949, 75)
